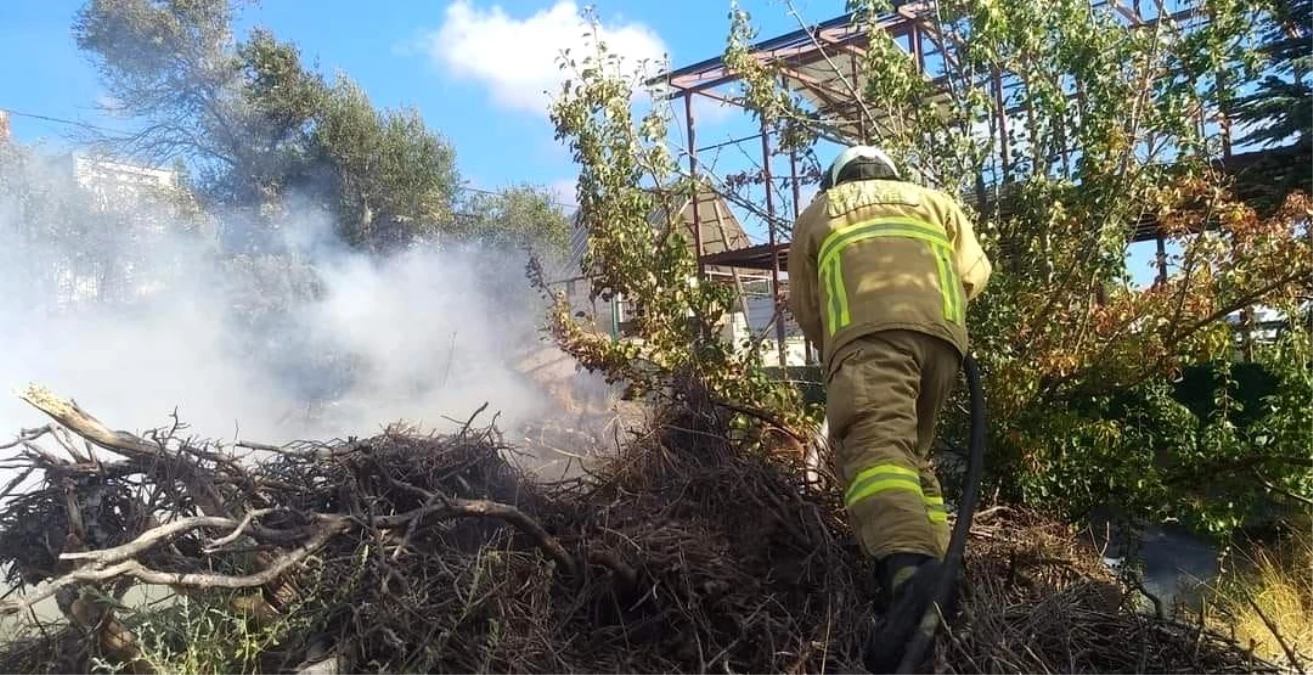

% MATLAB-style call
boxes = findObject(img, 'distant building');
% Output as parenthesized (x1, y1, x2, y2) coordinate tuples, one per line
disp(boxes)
(544, 188, 809, 367)
(46, 153, 188, 305)
(70, 154, 177, 206)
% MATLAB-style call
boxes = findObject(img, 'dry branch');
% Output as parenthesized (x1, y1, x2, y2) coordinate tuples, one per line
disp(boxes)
(379, 496, 578, 576)
(1, 520, 347, 618)
(18, 384, 229, 518)
(1244, 590, 1308, 674)
(0, 383, 1284, 674)
(59, 515, 262, 565)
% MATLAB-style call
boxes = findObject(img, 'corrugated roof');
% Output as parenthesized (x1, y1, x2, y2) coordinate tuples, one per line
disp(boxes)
(545, 188, 773, 283)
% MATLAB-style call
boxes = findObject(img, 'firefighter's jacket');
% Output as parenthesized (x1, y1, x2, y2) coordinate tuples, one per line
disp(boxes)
(788, 178, 992, 372)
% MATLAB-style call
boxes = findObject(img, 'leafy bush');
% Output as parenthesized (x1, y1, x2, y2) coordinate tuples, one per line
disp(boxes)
(543, 1, 1313, 536)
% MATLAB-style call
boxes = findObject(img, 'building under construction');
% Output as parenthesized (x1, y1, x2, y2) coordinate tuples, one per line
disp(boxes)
(558, 0, 1300, 367)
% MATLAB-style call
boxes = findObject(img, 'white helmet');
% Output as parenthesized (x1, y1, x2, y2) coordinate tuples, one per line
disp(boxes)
(822, 145, 900, 190)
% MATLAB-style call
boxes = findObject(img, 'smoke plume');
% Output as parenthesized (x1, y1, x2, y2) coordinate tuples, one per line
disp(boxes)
(0, 149, 605, 450)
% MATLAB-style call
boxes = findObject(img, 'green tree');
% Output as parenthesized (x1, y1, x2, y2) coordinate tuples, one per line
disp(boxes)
(73, 0, 325, 210)
(1231, 0, 1312, 149)
(549, 1, 1313, 533)
(310, 76, 461, 253)
(539, 26, 807, 437)
(453, 185, 571, 257)
(73, 0, 565, 256)
(1224, 0, 1312, 213)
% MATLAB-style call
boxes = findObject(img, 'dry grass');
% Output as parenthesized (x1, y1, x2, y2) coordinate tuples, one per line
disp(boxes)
(1202, 516, 1312, 671)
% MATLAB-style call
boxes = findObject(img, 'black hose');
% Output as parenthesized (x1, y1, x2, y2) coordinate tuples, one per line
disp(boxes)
(895, 353, 987, 674)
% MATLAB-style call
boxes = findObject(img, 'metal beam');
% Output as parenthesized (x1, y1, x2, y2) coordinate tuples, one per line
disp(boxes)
(777, 63, 857, 108)
(761, 121, 788, 368)
(685, 95, 704, 278)
(651, 11, 864, 85)
(657, 8, 916, 94)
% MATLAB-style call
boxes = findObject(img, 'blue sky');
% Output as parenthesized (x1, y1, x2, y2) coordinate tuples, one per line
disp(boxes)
(0, 0, 827, 203)
(0, 0, 1166, 284)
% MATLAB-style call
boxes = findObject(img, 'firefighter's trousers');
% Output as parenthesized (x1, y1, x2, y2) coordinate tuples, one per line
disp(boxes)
(825, 329, 959, 561)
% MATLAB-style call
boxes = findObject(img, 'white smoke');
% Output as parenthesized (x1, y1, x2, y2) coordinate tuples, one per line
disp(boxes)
(0, 148, 605, 449)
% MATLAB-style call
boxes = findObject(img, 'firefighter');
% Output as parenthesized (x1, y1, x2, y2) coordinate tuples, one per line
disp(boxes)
(787, 145, 992, 672)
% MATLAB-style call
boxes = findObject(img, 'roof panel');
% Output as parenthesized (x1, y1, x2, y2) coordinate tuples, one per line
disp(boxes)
(646, 2, 926, 96)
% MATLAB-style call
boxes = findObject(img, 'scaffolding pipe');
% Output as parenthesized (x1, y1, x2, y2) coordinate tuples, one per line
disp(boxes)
(1155, 233, 1168, 287)
(610, 294, 621, 342)
(762, 121, 787, 369)
(788, 134, 803, 217)
(853, 57, 868, 142)
(994, 68, 1010, 181)
(789, 123, 813, 364)
(685, 94, 704, 279)
(911, 21, 924, 73)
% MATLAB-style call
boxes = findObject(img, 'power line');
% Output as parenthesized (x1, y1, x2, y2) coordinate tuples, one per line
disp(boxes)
(1, 106, 579, 209)
(1, 107, 120, 133)
(459, 184, 577, 210)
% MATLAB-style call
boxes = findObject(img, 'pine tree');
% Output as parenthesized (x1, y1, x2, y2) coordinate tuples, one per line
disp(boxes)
(1232, 0, 1311, 149)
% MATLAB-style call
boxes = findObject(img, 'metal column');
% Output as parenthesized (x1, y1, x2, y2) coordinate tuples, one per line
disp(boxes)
(994, 68, 1010, 182)
(685, 94, 704, 279)
(788, 124, 812, 365)
(762, 121, 787, 369)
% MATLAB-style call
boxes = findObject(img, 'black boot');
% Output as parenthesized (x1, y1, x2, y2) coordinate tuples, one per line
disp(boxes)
(879, 553, 932, 600)
(864, 556, 945, 674)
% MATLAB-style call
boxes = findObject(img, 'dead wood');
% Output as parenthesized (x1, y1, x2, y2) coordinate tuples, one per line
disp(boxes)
(0, 382, 1285, 674)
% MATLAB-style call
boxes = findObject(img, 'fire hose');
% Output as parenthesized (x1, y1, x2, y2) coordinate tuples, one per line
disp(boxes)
(894, 353, 986, 673)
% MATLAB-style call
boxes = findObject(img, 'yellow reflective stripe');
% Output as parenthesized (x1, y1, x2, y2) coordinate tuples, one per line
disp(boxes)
(934, 244, 966, 323)
(819, 218, 950, 272)
(824, 257, 850, 335)
(923, 494, 948, 523)
(850, 462, 920, 484)
(846, 476, 923, 508)
(834, 258, 850, 329)
(821, 259, 833, 335)
(817, 217, 963, 334)
(845, 463, 922, 508)
(934, 246, 964, 324)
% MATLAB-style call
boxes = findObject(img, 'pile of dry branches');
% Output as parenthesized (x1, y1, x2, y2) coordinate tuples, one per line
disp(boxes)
(0, 381, 1283, 674)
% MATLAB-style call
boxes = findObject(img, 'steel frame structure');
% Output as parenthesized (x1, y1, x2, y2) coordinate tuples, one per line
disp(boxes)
(642, 0, 1246, 365)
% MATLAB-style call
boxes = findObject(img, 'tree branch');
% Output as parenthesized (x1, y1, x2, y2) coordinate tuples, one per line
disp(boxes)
(59, 515, 245, 565)
(1244, 590, 1308, 673)
(204, 508, 288, 552)
(18, 384, 230, 518)
(1, 520, 348, 617)
(710, 396, 806, 444)
(370, 474, 577, 577)
(1253, 470, 1313, 507)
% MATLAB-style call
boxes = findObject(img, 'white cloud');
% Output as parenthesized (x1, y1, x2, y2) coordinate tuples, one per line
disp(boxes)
(690, 94, 736, 127)
(426, 1, 669, 115)
(547, 177, 577, 207)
